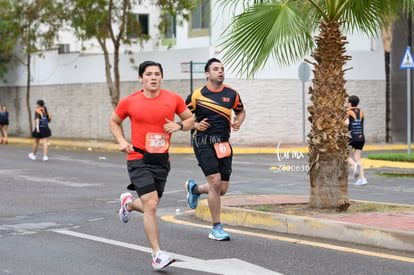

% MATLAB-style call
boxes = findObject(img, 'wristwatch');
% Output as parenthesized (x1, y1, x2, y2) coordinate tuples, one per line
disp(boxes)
(176, 121, 184, 130)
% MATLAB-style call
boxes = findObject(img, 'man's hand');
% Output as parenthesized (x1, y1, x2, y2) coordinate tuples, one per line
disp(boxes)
(119, 140, 133, 154)
(232, 118, 241, 131)
(232, 110, 245, 132)
(164, 118, 181, 133)
(196, 118, 210, 131)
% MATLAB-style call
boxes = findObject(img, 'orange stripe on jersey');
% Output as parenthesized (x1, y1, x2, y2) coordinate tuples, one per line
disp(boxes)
(197, 98, 233, 119)
(187, 87, 202, 111)
(198, 101, 232, 122)
(187, 85, 244, 136)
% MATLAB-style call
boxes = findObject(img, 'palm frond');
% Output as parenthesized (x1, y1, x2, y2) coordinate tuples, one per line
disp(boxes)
(216, 0, 276, 11)
(218, 2, 315, 78)
(341, 0, 413, 36)
(401, 0, 414, 14)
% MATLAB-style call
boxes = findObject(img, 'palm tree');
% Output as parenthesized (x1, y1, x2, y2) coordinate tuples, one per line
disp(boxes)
(217, 0, 414, 209)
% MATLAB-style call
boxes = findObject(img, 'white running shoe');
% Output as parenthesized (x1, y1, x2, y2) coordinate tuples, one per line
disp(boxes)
(118, 192, 133, 223)
(28, 153, 36, 160)
(353, 163, 361, 179)
(354, 178, 368, 186)
(43, 156, 48, 161)
(152, 250, 175, 271)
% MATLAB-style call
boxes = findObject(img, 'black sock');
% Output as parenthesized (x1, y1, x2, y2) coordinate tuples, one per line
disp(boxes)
(191, 185, 200, 195)
(213, 222, 221, 227)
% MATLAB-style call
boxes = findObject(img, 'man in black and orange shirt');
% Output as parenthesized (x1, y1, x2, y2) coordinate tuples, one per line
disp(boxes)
(185, 58, 246, 241)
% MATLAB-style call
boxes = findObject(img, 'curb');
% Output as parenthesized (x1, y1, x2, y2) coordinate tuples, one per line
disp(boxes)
(6, 137, 414, 154)
(7, 137, 119, 152)
(194, 199, 414, 253)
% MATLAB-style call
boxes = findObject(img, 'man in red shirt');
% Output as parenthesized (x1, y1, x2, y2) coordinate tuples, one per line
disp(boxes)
(109, 61, 194, 270)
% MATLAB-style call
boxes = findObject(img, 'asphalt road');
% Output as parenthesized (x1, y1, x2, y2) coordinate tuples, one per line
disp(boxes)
(0, 144, 413, 274)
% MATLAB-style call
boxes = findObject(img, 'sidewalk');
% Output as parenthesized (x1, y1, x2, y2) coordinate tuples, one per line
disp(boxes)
(6, 136, 414, 252)
(194, 195, 414, 253)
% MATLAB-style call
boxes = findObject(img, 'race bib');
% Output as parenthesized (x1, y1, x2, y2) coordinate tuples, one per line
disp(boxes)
(145, 133, 170, 153)
(213, 142, 231, 159)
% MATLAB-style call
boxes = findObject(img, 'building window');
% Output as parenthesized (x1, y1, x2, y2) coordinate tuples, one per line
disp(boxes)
(127, 13, 149, 39)
(160, 13, 176, 47)
(163, 13, 176, 39)
(189, 0, 210, 37)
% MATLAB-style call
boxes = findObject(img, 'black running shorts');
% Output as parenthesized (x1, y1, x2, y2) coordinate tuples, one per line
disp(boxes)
(126, 159, 170, 198)
(350, 140, 365, 150)
(193, 142, 232, 181)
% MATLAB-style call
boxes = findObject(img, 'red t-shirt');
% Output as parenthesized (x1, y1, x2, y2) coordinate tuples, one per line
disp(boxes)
(115, 89, 187, 160)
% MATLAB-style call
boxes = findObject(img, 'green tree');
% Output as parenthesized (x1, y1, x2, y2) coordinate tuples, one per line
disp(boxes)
(65, 0, 193, 109)
(0, 22, 17, 78)
(0, 0, 19, 78)
(4, 0, 64, 135)
(217, 0, 414, 209)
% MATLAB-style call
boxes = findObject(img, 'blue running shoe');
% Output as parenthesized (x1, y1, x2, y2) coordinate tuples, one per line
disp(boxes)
(208, 223, 230, 241)
(185, 179, 200, 209)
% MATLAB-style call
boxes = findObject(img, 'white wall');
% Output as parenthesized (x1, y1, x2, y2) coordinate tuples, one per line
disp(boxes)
(0, 36, 385, 88)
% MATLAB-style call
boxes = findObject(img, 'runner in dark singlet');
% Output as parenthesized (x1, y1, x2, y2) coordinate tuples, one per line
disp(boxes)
(185, 58, 246, 241)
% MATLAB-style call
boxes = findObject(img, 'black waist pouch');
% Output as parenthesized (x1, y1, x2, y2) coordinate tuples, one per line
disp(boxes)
(133, 147, 169, 165)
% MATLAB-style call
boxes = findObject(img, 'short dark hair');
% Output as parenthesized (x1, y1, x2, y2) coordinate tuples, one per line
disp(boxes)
(204, 58, 222, 72)
(36, 99, 45, 107)
(348, 95, 360, 107)
(138, 61, 163, 78)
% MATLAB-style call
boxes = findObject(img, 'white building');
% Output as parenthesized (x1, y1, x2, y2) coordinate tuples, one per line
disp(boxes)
(0, 1, 386, 146)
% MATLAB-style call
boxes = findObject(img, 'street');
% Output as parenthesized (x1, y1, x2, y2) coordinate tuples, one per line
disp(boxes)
(0, 144, 413, 274)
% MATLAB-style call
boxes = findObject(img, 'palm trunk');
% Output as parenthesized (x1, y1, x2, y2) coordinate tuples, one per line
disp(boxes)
(307, 21, 350, 210)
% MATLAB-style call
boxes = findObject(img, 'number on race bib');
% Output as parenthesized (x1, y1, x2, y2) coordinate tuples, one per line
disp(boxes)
(213, 142, 231, 159)
(145, 133, 170, 153)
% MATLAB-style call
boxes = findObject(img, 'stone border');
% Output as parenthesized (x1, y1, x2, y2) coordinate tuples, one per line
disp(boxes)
(195, 199, 414, 253)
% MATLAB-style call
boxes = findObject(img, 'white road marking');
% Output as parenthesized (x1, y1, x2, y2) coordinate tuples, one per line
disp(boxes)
(0, 222, 61, 235)
(163, 214, 414, 264)
(53, 229, 280, 275)
(0, 169, 101, 187)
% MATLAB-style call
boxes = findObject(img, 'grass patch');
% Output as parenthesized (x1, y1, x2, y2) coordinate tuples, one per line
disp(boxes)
(347, 202, 414, 213)
(376, 172, 414, 178)
(244, 201, 414, 216)
(255, 204, 272, 212)
(367, 153, 414, 162)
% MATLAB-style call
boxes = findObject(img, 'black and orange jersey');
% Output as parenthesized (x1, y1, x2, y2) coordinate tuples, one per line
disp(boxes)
(187, 84, 244, 139)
